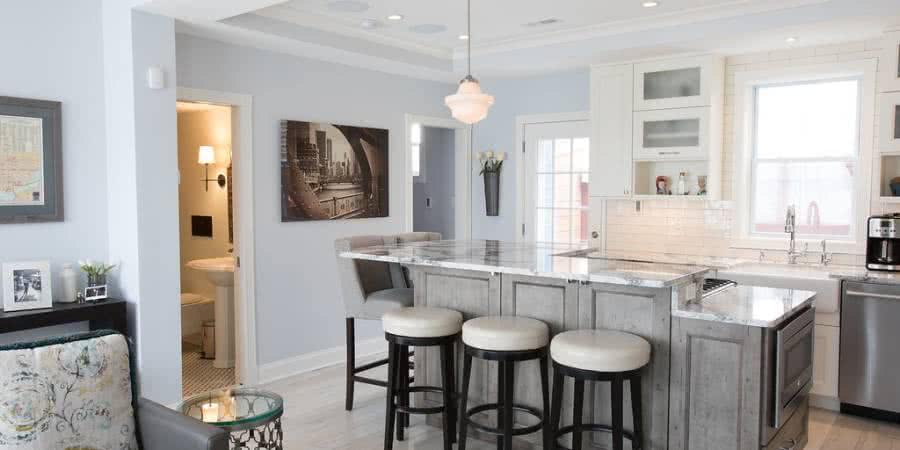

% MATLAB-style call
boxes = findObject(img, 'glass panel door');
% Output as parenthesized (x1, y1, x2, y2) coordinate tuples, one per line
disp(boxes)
(523, 120, 590, 245)
(643, 67, 702, 101)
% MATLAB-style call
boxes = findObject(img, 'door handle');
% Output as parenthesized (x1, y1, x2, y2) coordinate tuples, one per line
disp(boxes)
(591, 231, 599, 239)
(845, 290, 900, 301)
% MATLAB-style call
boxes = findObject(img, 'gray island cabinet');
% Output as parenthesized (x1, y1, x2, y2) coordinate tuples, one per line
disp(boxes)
(341, 240, 815, 450)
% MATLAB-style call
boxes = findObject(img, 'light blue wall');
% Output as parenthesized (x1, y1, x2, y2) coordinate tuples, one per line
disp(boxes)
(470, 70, 590, 240)
(176, 35, 455, 365)
(414, 127, 456, 239)
(0, 0, 109, 295)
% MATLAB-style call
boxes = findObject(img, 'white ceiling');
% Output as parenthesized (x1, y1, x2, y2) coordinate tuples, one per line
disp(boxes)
(145, 0, 900, 81)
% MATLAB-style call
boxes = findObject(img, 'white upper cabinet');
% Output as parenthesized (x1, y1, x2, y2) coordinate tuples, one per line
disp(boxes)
(634, 56, 724, 111)
(880, 91, 900, 151)
(881, 31, 900, 93)
(590, 64, 634, 198)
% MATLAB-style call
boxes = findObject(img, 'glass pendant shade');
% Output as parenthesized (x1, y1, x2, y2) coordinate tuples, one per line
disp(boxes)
(445, 78, 495, 124)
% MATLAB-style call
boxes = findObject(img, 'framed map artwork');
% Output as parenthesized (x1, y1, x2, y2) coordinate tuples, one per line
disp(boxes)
(0, 97, 63, 223)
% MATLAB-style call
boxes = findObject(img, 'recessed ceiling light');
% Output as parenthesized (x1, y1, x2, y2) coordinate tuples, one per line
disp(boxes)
(458, 34, 469, 40)
(327, 0, 369, 13)
(786, 36, 798, 43)
(642, 1, 659, 7)
(386, 14, 403, 21)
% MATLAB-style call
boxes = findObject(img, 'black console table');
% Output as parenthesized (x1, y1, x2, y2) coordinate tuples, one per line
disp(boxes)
(0, 299, 128, 336)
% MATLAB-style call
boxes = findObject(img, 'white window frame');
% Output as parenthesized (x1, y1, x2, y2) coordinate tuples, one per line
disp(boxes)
(731, 60, 876, 254)
(410, 122, 425, 183)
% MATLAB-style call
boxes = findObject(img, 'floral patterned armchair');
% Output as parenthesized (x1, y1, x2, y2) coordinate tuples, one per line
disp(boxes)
(0, 330, 228, 450)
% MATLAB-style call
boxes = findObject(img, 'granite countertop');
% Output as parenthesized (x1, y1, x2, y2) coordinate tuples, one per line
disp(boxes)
(341, 240, 710, 288)
(673, 286, 816, 328)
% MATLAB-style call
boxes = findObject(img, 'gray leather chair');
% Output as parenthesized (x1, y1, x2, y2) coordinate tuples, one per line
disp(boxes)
(335, 235, 413, 411)
(138, 398, 229, 450)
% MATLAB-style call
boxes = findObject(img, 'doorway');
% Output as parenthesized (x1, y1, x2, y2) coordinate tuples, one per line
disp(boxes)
(176, 88, 257, 399)
(404, 115, 470, 238)
(516, 113, 591, 244)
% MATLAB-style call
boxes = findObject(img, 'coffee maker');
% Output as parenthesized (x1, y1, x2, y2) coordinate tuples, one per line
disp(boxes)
(867, 214, 900, 271)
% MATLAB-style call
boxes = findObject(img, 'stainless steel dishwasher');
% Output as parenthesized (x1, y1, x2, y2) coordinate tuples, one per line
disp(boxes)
(840, 281, 900, 419)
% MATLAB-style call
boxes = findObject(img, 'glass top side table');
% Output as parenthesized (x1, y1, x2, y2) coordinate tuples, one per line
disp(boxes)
(179, 387, 284, 449)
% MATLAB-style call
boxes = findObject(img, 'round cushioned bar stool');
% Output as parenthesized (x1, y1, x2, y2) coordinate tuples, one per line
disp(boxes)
(458, 316, 552, 450)
(549, 329, 651, 450)
(382, 307, 463, 450)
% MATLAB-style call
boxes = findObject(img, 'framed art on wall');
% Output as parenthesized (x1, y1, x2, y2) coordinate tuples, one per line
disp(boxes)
(0, 96, 63, 223)
(3, 261, 53, 312)
(280, 120, 389, 221)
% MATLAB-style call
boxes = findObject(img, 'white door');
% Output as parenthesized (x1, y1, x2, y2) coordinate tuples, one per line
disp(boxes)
(522, 120, 591, 244)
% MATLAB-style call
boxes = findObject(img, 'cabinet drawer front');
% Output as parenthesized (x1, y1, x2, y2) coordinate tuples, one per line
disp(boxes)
(762, 398, 808, 450)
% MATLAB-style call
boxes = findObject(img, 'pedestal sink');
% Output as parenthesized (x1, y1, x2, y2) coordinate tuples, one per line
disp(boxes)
(187, 257, 235, 369)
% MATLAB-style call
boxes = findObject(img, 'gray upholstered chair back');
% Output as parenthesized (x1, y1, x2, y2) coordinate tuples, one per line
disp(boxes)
(335, 235, 398, 317)
(388, 232, 442, 288)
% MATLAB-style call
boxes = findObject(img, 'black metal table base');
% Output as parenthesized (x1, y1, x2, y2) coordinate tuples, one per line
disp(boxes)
(228, 417, 284, 450)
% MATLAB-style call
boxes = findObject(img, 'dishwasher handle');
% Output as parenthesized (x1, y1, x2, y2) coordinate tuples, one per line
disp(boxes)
(845, 290, 900, 301)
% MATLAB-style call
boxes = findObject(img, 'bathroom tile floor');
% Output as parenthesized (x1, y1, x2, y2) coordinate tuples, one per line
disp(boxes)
(182, 341, 235, 398)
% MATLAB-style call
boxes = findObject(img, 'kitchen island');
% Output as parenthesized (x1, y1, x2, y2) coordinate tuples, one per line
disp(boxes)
(341, 240, 816, 450)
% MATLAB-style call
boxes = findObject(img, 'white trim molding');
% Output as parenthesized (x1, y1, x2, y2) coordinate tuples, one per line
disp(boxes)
(403, 114, 472, 240)
(177, 87, 259, 385)
(514, 112, 590, 242)
(259, 337, 385, 385)
(730, 59, 877, 255)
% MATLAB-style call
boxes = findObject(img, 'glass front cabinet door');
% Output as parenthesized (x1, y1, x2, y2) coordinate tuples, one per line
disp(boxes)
(633, 56, 722, 110)
(881, 92, 900, 151)
(633, 107, 710, 160)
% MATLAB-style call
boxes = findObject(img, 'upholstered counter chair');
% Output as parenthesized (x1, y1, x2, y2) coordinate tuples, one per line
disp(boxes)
(336, 235, 414, 411)
(389, 232, 442, 288)
(0, 330, 228, 450)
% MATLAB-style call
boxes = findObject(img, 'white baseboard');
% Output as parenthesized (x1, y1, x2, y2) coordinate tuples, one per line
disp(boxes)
(258, 337, 387, 385)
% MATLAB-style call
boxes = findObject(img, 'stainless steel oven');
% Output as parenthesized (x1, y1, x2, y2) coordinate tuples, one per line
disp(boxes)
(762, 306, 814, 443)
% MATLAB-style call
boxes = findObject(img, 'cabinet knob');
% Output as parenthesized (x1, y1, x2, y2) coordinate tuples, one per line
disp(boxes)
(591, 231, 599, 239)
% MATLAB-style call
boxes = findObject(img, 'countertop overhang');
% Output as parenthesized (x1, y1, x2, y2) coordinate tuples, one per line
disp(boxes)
(340, 240, 710, 288)
(674, 286, 816, 328)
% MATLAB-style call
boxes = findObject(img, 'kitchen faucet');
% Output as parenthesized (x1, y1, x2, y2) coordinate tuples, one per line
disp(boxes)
(785, 205, 808, 264)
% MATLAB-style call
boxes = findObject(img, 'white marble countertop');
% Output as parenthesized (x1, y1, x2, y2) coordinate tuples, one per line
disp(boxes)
(341, 240, 710, 288)
(674, 286, 816, 328)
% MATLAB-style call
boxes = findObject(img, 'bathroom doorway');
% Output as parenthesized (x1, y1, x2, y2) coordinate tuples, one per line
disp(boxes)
(176, 88, 257, 399)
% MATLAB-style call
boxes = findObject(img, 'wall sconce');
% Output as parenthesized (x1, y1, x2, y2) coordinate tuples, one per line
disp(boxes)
(198, 145, 226, 191)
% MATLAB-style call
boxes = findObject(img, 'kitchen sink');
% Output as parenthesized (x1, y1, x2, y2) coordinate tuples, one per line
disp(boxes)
(717, 262, 840, 314)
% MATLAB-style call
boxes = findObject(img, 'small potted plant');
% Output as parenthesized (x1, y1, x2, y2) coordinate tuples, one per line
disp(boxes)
(477, 151, 505, 216)
(78, 260, 116, 289)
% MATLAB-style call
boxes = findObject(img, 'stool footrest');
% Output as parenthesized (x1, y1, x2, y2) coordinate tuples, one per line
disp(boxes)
(553, 423, 639, 450)
(464, 403, 545, 436)
(392, 385, 449, 416)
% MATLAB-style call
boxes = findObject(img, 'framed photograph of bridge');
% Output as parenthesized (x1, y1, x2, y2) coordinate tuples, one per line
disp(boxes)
(280, 120, 389, 221)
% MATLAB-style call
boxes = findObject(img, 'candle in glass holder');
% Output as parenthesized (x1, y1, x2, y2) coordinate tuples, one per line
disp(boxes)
(201, 402, 220, 422)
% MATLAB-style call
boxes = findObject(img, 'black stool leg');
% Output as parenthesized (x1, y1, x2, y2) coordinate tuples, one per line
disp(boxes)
(539, 356, 551, 450)
(396, 345, 409, 440)
(458, 353, 473, 450)
(440, 343, 453, 450)
(502, 361, 515, 450)
(345, 318, 355, 411)
(496, 361, 505, 450)
(630, 372, 643, 450)
(549, 366, 564, 450)
(383, 342, 399, 450)
(611, 374, 624, 450)
(447, 343, 457, 444)
(572, 379, 585, 450)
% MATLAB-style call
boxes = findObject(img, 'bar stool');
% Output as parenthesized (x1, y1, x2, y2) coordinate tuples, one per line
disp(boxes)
(458, 316, 551, 450)
(382, 307, 463, 450)
(548, 329, 651, 450)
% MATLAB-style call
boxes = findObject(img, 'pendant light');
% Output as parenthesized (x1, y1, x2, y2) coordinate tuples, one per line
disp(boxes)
(444, 0, 494, 124)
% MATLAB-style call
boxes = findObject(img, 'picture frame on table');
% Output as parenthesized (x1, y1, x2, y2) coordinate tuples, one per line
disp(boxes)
(0, 96, 64, 224)
(84, 284, 108, 302)
(2, 261, 53, 312)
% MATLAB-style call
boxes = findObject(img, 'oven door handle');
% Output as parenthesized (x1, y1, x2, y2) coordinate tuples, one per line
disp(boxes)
(845, 290, 900, 301)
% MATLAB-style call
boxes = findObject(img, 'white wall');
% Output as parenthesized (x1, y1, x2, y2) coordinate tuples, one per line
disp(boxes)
(0, 0, 109, 301)
(175, 34, 454, 365)
(471, 71, 590, 240)
(414, 127, 456, 239)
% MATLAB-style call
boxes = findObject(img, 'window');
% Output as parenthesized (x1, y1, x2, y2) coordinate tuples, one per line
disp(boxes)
(410, 122, 423, 180)
(532, 134, 590, 244)
(749, 78, 861, 239)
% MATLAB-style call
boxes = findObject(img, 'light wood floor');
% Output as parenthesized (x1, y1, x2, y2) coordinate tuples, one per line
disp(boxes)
(262, 362, 900, 450)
